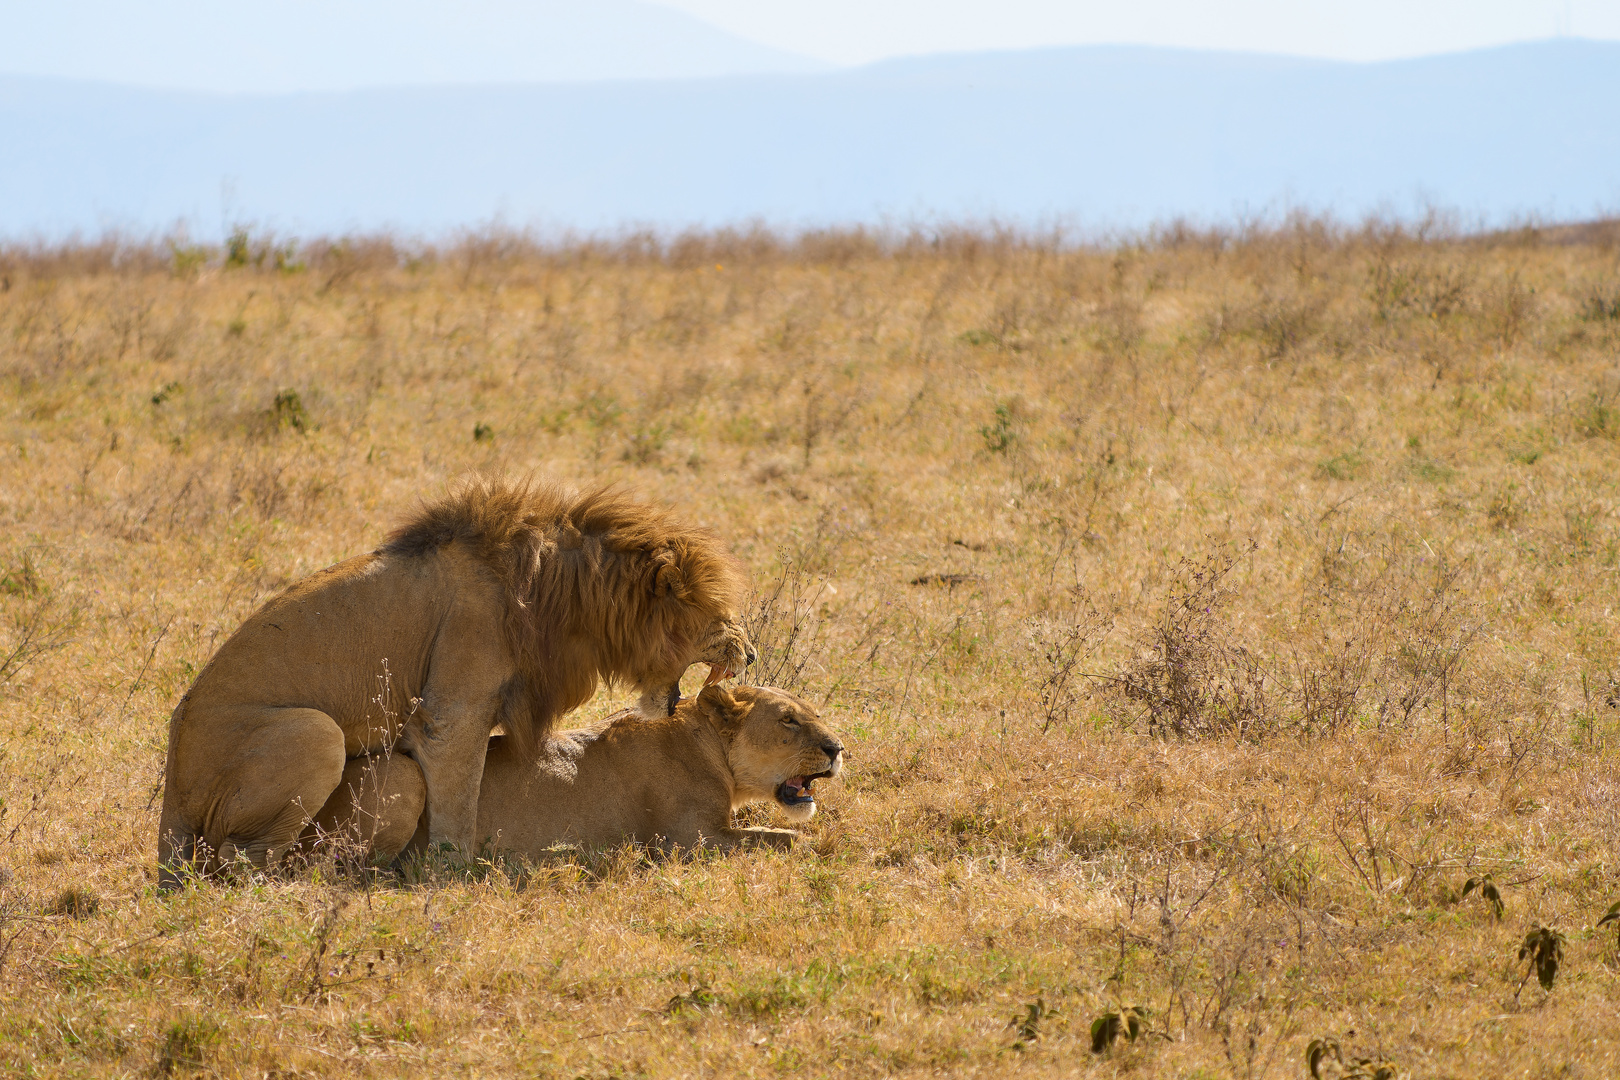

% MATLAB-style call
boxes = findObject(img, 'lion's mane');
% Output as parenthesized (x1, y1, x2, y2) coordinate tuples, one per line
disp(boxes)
(381, 476, 746, 759)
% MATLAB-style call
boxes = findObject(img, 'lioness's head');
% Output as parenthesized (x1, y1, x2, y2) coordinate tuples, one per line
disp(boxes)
(697, 684, 845, 824)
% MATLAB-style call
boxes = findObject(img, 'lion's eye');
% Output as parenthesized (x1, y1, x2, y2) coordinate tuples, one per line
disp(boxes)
(779, 717, 800, 728)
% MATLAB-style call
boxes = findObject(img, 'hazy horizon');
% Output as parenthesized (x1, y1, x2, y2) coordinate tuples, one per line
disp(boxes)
(659, 0, 1620, 67)
(4, 0, 1619, 94)
(3, 39, 1616, 241)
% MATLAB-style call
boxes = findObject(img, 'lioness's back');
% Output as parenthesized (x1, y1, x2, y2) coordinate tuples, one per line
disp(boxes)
(475, 712, 730, 854)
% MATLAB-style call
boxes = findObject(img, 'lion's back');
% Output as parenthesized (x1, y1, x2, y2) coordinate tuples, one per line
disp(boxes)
(179, 550, 457, 730)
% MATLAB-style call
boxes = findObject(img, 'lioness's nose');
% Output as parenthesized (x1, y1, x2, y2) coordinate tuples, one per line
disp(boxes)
(745, 645, 758, 666)
(822, 740, 844, 760)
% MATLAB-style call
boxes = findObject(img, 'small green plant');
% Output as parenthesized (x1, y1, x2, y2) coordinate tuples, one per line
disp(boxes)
(1566, 505, 1599, 553)
(1576, 389, 1618, 439)
(1517, 925, 1565, 994)
(1088, 1004, 1145, 1054)
(1316, 450, 1365, 481)
(272, 243, 305, 274)
(473, 422, 494, 443)
(223, 228, 252, 270)
(151, 382, 182, 406)
(623, 423, 668, 464)
(1485, 487, 1524, 530)
(168, 241, 209, 278)
(1461, 874, 1504, 919)
(271, 389, 308, 434)
(1307, 1038, 1336, 1079)
(1596, 900, 1620, 949)
(582, 393, 624, 430)
(665, 982, 721, 1015)
(957, 328, 1000, 347)
(1307, 1037, 1400, 1080)
(980, 403, 1016, 453)
(0, 553, 43, 598)
(1404, 455, 1456, 483)
(1507, 442, 1542, 464)
(1578, 288, 1620, 322)
(1009, 997, 1056, 1048)
(157, 1014, 221, 1075)
(732, 972, 810, 1018)
(49, 887, 99, 919)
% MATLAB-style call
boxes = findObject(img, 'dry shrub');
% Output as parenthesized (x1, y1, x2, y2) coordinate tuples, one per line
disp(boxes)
(1366, 255, 1471, 324)
(743, 549, 838, 696)
(1293, 539, 1479, 736)
(1027, 593, 1111, 734)
(742, 521, 896, 705)
(1109, 538, 1479, 740)
(0, 547, 80, 689)
(1110, 543, 1274, 738)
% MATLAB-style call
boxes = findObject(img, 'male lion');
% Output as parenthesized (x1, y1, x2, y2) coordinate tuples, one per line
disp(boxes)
(157, 477, 754, 884)
(308, 684, 845, 860)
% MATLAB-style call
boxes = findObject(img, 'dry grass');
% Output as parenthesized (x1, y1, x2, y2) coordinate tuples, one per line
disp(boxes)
(4, 217, 1620, 1077)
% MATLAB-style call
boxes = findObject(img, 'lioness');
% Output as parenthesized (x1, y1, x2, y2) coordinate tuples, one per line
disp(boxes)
(309, 685, 845, 859)
(158, 477, 754, 884)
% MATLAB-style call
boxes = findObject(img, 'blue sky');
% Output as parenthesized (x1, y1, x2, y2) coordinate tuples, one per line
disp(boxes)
(658, 0, 1620, 65)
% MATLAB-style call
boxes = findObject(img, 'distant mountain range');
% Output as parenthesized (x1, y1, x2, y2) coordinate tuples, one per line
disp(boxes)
(2, 39, 1617, 238)
(0, 1, 828, 92)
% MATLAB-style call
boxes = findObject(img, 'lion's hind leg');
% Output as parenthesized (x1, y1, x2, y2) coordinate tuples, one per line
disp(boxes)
(198, 707, 348, 875)
(156, 824, 200, 891)
(302, 753, 427, 864)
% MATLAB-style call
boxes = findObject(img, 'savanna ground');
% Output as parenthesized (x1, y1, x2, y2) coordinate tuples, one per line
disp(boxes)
(3, 217, 1620, 1078)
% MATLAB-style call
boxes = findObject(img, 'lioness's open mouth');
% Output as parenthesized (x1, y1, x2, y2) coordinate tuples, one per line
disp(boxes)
(775, 770, 833, 807)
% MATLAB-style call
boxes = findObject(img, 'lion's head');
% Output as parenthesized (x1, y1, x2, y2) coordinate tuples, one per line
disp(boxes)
(384, 475, 755, 752)
(628, 613, 756, 718)
(697, 684, 845, 823)
(625, 535, 756, 718)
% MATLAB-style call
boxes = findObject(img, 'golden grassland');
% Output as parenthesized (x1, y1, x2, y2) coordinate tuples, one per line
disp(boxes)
(3, 219, 1620, 1077)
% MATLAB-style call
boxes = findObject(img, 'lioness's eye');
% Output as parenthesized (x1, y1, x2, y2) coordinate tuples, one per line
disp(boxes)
(779, 717, 800, 727)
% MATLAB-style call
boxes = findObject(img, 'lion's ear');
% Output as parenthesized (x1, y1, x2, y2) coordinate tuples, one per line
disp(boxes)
(651, 549, 688, 600)
(697, 684, 748, 732)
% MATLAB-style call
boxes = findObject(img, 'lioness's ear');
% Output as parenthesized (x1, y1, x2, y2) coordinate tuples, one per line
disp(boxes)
(697, 684, 749, 731)
(651, 549, 688, 600)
